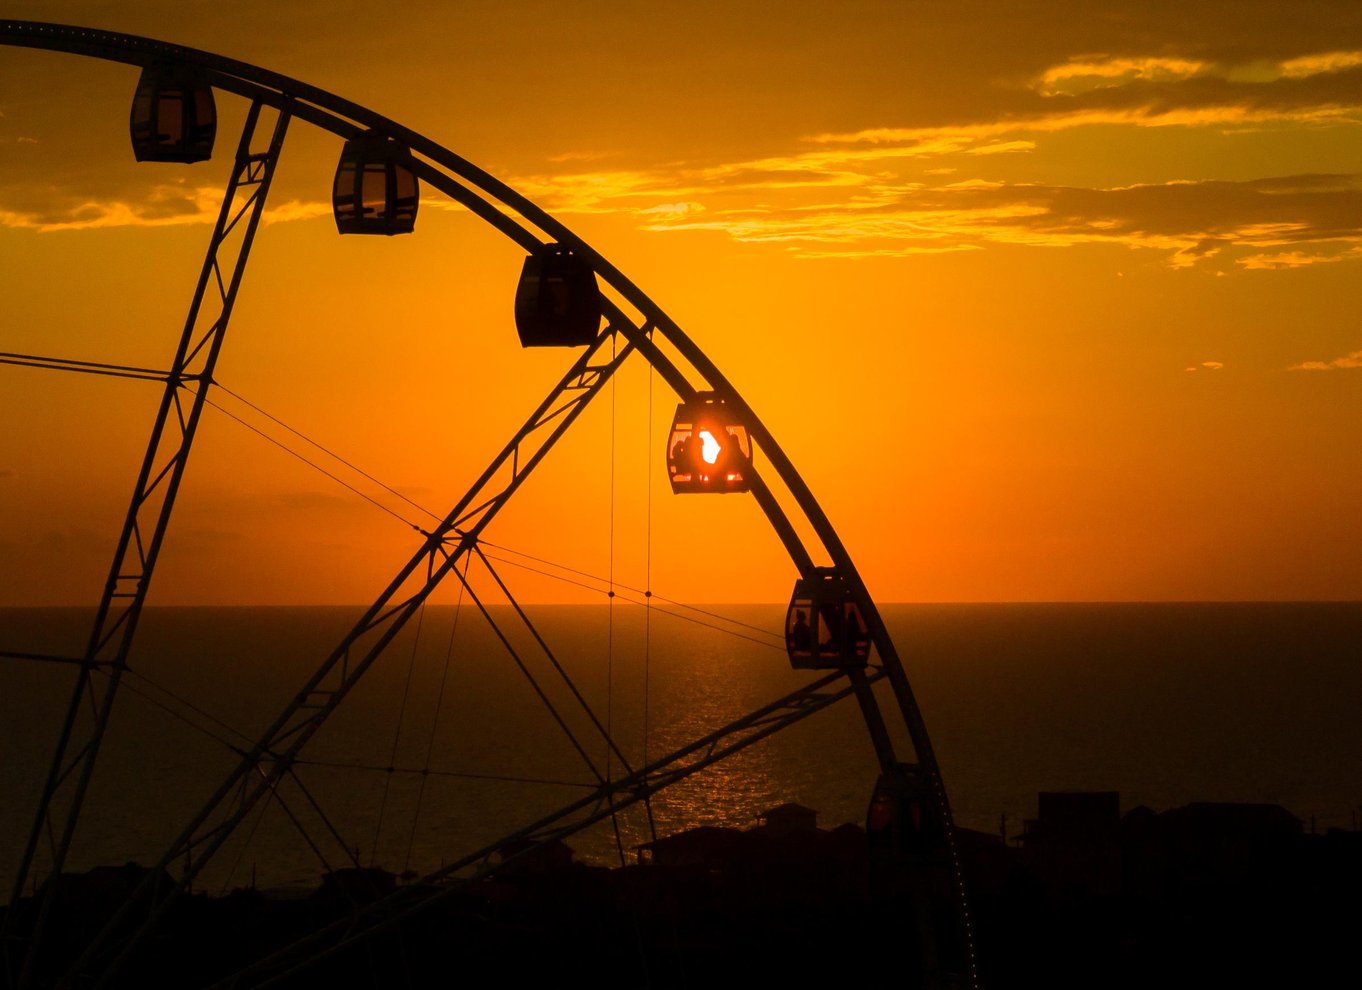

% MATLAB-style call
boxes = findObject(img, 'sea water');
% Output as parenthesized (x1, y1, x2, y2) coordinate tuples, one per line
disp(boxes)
(2, 602, 1359, 897)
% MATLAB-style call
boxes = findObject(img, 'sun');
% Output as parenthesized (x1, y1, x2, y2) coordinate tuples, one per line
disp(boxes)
(698, 429, 721, 465)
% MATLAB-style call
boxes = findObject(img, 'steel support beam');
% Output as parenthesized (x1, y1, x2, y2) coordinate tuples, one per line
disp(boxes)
(71, 328, 638, 986)
(3, 98, 291, 990)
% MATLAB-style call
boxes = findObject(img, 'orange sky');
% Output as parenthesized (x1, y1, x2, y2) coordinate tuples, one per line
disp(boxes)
(1, 1, 1360, 605)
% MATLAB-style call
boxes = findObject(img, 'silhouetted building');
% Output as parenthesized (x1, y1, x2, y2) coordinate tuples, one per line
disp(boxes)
(635, 826, 746, 868)
(312, 866, 398, 906)
(495, 837, 575, 875)
(756, 802, 818, 835)
(1124, 801, 1301, 900)
(38, 861, 175, 917)
(1019, 791, 1122, 897)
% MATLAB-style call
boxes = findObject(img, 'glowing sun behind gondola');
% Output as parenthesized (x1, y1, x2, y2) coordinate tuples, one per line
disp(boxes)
(698, 430, 721, 465)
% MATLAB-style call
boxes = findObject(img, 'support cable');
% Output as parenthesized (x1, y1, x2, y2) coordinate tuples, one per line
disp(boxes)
(606, 331, 626, 867)
(215, 382, 442, 527)
(121, 666, 256, 751)
(0, 351, 169, 382)
(295, 759, 593, 790)
(404, 555, 471, 874)
(196, 388, 427, 535)
(369, 600, 427, 866)
(0, 651, 93, 667)
(452, 562, 609, 787)
(472, 547, 638, 778)
(113, 669, 249, 756)
(218, 782, 275, 895)
(478, 540, 783, 642)
(70, 665, 318, 897)
(642, 345, 657, 842)
(285, 767, 360, 869)
(476, 550, 784, 652)
(257, 766, 334, 876)
(200, 382, 783, 657)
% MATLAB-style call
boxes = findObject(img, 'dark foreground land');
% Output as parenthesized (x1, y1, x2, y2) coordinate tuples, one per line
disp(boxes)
(5, 794, 1360, 988)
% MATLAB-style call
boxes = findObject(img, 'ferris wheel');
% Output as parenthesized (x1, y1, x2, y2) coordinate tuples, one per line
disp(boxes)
(0, 21, 974, 989)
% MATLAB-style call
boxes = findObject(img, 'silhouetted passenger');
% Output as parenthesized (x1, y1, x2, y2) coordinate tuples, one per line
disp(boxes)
(719, 430, 744, 483)
(842, 607, 864, 657)
(672, 436, 692, 479)
(788, 609, 811, 653)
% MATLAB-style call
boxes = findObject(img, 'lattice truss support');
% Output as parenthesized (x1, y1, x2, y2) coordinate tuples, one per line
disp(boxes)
(2, 98, 292, 989)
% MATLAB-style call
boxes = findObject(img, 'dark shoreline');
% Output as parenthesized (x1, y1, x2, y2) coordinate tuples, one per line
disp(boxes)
(6, 791, 1360, 989)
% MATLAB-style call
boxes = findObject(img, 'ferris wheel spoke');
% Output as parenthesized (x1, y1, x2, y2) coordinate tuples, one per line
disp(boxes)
(65, 324, 641, 987)
(451, 569, 612, 787)
(469, 544, 639, 778)
(2, 97, 293, 990)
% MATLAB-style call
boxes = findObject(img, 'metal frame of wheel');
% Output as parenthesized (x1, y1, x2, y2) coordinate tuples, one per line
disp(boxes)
(0, 21, 976, 989)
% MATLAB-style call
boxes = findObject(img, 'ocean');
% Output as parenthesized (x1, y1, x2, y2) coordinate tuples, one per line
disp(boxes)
(2, 602, 1359, 898)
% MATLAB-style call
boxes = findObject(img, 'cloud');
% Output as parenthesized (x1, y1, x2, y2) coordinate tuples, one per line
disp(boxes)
(1037, 56, 1211, 96)
(8, 37, 1362, 270)
(965, 141, 1037, 156)
(809, 47, 1362, 151)
(809, 98, 1358, 148)
(636, 201, 706, 221)
(0, 184, 332, 232)
(503, 42, 1362, 265)
(1289, 349, 1362, 370)
(1237, 245, 1362, 268)
(0, 184, 223, 231)
(1034, 50, 1362, 96)
(1185, 361, 1224, 372)
(262, 199, 333, 225)
(537, 163, 1362, 262)
(487, 44, 1352, 262)
(1278, 51, 1362, 79)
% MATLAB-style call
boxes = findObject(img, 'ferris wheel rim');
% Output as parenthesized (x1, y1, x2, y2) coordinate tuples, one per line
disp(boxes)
(0, 20, 974, 988)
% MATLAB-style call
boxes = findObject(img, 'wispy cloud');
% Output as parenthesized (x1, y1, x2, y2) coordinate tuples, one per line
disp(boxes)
(1289, 348, 1362, 370)
(7, 42, 1362, 269)
(965, 140, 1037, 156)
(1278, 51, 1362, 80)
(518, 156, 1362, 262)
(0, 183, 330, 232)
(1036, 49, 1362, 93)
(1237, 245, 1362, 269)
(1037, 56, 1211, 96)
(809, 101, 1358, 148)
(0, 184, 222, 231)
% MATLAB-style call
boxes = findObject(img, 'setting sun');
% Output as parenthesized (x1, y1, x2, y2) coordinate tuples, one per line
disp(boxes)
(697, 429, 721, 466)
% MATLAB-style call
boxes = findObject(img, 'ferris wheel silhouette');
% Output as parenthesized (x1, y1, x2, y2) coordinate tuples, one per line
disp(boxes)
(0, 21, 975, 989)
